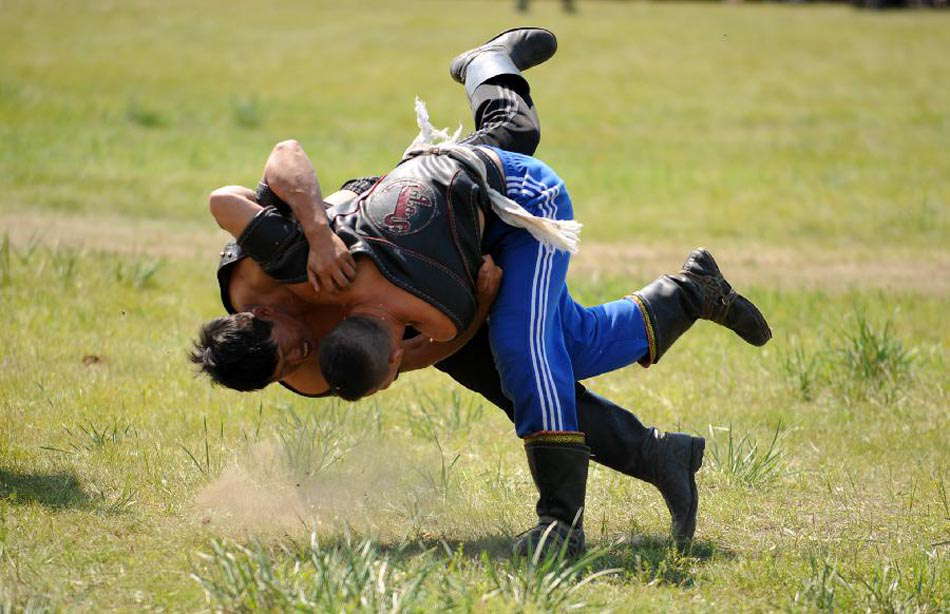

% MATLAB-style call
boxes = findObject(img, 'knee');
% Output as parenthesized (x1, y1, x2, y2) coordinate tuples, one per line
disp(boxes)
(511, 123, 541, 156)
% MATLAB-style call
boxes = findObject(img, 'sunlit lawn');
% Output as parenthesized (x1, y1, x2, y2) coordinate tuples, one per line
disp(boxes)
(0, 0, 947, 610)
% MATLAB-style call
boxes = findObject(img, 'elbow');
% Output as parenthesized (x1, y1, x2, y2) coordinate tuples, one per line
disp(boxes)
(265, 140, 302, 189)
(208, 188, 232, 225)
(272, 139, 301, 154)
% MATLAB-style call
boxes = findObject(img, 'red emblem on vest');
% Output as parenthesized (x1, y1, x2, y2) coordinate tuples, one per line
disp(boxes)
(368, 179, 437, 236)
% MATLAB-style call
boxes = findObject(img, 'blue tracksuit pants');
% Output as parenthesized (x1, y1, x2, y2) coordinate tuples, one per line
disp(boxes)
(483, 148, 651, 438)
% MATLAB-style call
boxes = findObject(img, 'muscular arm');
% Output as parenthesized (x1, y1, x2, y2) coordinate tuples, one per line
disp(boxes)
(399, 255, 503, 372)
(399, 309, 487, 372)
(263, 140, 326, 234)
(209, 184, 359, 241)
(208, 186, 263, 237)
(263, 140, 357, 292)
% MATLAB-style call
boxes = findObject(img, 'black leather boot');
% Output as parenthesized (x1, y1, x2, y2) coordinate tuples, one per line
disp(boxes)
(628, 248, 772, 366)
(450, 27, 558, 96)
(634, 429, 704, 546)
(434, 331, 704, 546)
(512, 433, 589, 559)
(576, 389, 703, 546)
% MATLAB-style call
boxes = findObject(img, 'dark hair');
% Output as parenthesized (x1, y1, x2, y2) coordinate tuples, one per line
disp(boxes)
(190, 313, 278, 391)
(318, 316, 392, 401)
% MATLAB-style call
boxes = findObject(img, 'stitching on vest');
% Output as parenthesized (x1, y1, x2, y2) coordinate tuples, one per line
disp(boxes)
(445, 169, 477, 287)
(361, 236, 474, 301)
(360, 236, 476, 327)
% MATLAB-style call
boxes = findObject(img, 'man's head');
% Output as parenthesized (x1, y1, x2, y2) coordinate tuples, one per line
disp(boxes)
(190, 307, 314, 391)
(318, 315, 402, 401)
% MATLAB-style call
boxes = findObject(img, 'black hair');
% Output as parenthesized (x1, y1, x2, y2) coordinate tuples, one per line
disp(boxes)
(190, 313, 278, 391)
(318, 316, 392, 401)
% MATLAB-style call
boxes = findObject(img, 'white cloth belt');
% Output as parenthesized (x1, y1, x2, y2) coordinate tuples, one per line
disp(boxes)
(403, 98, 581, 254)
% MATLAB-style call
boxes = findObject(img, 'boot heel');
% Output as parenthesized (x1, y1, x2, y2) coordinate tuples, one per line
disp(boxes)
(690, 437, 705, 473)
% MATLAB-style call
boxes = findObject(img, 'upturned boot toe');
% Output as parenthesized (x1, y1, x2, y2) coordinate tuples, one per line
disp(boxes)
(723, 293, 772, 346)
(450, 27, 558, 90)
(680, 248, 772, 346)
(631, 247, 772, 365)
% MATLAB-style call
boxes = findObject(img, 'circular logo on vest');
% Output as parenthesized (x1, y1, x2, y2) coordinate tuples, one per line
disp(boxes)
(366, 179, 438, 236)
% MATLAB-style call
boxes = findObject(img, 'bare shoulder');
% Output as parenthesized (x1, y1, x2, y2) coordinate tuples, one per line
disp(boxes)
(414, 310, 459, 343)
(353, 257, 460, 342)
(228, 258, 284, 312)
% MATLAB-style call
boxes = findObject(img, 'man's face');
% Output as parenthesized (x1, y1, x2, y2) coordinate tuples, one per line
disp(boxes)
(252, 308, 314, 381)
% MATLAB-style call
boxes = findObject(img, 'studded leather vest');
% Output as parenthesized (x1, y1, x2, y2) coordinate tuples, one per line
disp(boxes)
(326, 147, 503, 331)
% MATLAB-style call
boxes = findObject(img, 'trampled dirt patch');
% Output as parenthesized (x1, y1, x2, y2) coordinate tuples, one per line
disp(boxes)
(3, 211, 947, 295)
(1, 211, 227, 261)
(570, 243, 949, 295)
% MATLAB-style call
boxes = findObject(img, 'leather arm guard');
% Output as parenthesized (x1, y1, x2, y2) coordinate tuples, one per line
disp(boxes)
(235, 206, 309, 283)
(255, 180, 293, 217)
(339, 176, 381, 196)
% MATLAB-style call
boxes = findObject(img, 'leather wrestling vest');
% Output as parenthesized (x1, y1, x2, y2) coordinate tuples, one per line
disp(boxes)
(326, 147, 502, 331)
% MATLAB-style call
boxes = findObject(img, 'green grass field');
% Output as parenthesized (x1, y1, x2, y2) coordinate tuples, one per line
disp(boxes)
(1, 0, 947, 611)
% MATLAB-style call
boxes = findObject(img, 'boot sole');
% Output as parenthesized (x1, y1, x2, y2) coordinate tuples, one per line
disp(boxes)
(476, 26, 558, 55)
(450, 27, 558, 83)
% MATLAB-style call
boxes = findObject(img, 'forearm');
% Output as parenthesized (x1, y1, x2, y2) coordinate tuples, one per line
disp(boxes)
(208, 185, 264, 238)
(262, 140, 331, 242)
(259, 153, 373, 291)
(401, 253, 502, 371)
(220, 185, 257, 201)
(400, 307, 490, 372)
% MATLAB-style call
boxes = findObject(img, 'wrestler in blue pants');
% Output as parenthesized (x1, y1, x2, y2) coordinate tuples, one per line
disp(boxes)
(483, 148, 651, 438)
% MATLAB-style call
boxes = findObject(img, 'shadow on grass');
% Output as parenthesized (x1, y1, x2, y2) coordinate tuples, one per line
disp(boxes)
(364, 533, 513, 561)
(380, 532, 730, 587)
(0, 468, 90, 508)
(592, 534, 732, 587)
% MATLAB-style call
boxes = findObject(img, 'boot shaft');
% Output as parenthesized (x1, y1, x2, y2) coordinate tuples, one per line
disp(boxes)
(629, 274, 698, 366)
(523, 433, 590, 529)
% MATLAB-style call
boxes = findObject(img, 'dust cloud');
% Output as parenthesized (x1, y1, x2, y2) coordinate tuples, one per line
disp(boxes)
(194, 437, 458, 539)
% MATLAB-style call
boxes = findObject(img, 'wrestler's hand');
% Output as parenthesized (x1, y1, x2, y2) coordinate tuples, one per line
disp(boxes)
(306, 227, 357, 293)
(476, 254, 503, 309)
